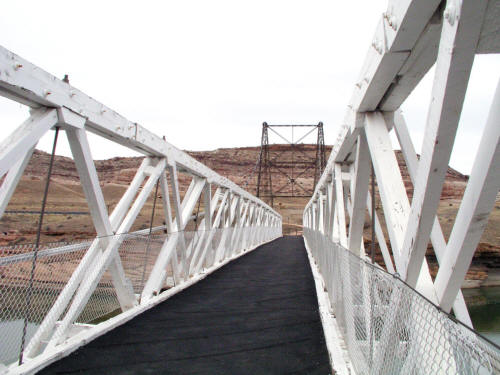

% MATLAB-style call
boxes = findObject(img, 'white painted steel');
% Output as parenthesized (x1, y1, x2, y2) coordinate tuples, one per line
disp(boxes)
(400, 0, 488, 287)
(347, 133, 370, 256)
(0, 44, 281, 371)
(0, 0, 498, 371)
(304, 0, 500, 371)
(0, 146, 36, 218)
(304, 229, 500, 374)
(0, 108, 57, 178)
(303, 236, 354, 375)
(435, 79, 500, 312)
(8, 232, 279, 375)
(391, 110, 472, 326)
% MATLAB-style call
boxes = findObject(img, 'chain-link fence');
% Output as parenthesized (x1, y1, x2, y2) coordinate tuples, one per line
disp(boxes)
(304, 228, 500, 375)
(0, 225, 281, 367)
(0, 240, 91, 366)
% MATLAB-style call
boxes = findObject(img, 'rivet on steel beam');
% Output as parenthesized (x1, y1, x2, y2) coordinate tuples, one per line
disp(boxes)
(372, 39, 384, 54)
(383, 10, 397, 31)
(389, 16, 398, 30)
(444, 5, 456, 26)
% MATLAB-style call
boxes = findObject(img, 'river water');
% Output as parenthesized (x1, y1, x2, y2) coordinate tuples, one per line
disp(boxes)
(0, 320, 38, 365)
(464, 286, 500, 346)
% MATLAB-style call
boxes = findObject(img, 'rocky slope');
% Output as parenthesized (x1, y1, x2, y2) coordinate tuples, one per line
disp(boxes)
(1, 146, 499, 287)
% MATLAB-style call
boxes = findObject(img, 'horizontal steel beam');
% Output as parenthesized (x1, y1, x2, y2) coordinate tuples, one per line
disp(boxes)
(0, 45, 278, 218)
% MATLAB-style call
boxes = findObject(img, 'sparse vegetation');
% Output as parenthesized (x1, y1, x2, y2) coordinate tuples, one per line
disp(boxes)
(1, 147, 499, 287)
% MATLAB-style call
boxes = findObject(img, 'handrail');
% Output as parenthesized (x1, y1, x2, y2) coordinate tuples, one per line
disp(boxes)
(303, 0, 500, 372)
(0, 45, 277, 215)
(0, 44, 282, 373)
(304, 228, 500, 374)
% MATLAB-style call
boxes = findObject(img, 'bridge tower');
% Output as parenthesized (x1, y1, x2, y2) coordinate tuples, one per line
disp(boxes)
(256, 122, 326, 207)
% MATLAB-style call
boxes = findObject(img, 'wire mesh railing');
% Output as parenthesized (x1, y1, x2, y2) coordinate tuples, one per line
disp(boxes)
(0, 225, 281, 367)
(304, 228, 500, 375)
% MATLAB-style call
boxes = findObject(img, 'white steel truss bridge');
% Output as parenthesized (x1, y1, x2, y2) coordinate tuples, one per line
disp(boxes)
(1, 0, 500, 373)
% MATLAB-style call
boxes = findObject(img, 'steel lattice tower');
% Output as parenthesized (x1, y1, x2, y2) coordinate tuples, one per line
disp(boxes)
(256, 122, 326, 207)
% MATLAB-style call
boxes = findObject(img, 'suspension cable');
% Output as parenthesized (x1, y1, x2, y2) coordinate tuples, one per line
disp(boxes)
(140, 179, 160, 290)
(19, 126, 60, 364)
(194, 193, 202, 232)
(370, 162, 375, 264)
(187, 193, 203, 269)
(369, 162, 377, 363)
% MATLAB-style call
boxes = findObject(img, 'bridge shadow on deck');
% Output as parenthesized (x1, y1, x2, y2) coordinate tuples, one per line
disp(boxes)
(42, 236, 330, 374)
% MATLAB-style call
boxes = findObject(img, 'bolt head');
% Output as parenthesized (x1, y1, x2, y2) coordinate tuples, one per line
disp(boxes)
(390, 15, 397, 30)
(444, 5, 456, 25)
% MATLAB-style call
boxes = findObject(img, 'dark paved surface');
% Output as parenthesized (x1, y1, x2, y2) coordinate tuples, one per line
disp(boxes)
(42, 236, 330, 374)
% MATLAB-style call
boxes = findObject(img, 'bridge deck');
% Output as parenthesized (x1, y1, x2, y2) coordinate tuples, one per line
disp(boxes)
(41, 236, 330, 374)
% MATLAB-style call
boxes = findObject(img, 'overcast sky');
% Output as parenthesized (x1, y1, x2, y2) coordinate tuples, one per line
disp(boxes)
(0, 0, 498, 174)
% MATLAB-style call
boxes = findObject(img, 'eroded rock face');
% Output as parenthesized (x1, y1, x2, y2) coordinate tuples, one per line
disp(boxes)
(2, 146, 498, 287)
(22, 148, 469, 200)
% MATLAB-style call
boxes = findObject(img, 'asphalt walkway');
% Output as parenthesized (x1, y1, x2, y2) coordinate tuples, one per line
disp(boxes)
(42, 236, 330, 374)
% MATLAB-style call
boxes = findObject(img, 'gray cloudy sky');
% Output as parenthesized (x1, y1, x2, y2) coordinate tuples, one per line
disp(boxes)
(0, 0, 498, 174)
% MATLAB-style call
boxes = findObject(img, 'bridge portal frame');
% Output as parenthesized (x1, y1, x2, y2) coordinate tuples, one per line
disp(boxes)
(256, 122, 326, 207)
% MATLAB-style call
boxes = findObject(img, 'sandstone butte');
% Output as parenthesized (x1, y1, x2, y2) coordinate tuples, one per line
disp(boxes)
(0, 145, 499, 288)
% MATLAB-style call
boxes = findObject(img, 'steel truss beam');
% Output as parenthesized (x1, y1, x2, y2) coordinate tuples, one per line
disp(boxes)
(0, 44, 281, 372)
(304, 0, 500, 372)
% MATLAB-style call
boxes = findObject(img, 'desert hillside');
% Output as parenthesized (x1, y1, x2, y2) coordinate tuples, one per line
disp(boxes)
(0, 145, 499, 287)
